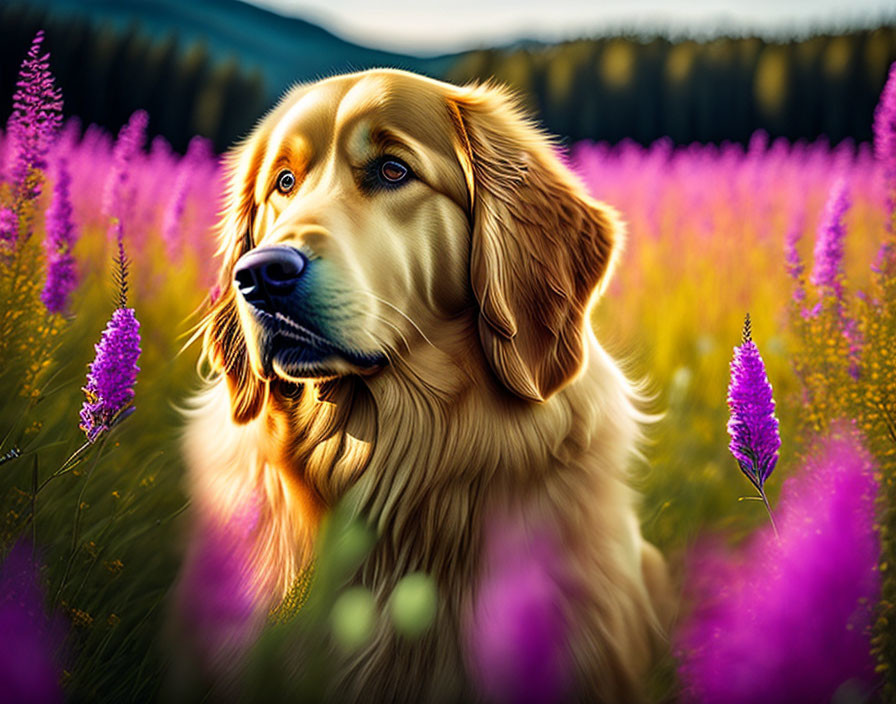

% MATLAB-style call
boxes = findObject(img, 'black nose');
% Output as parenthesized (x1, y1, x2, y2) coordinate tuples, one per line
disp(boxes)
(233, 245, 307, 310)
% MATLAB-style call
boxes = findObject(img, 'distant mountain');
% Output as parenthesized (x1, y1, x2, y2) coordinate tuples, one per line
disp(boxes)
(9, 0, 459, 100)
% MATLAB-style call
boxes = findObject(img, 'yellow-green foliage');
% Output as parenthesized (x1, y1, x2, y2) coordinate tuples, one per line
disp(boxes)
(0, 194, 207, 699)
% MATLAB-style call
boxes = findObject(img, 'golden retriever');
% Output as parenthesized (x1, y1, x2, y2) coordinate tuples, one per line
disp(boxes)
(175, 68, 671, 703)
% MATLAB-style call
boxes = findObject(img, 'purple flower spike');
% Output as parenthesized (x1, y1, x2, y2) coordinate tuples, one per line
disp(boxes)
(872, 241, 891, 276)
(79, 306, 141, 443)
(162, 136, 211, 259)
(874, 61, 896, 196)
(810, 178, 850, 299)
(0, 207, 18, 246)
(102, 110, 148, 228)
(783, 209, 806, 303)
(40, 158, 78, 314)
(726, 314, 780, 491)
(5, 30, 63, 206)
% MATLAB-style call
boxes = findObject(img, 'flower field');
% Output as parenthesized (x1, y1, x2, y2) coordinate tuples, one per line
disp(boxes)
(1, 32, 895, 703)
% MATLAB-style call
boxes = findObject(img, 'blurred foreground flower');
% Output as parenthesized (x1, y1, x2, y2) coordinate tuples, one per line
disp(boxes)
(40, 157, 77, 314)
(176, 499, 263, 673)
(726, 314, 780, 529)
(677, 429, 880, 703)
(78, 247, 140, 442)
(0, 543, 64, 704)
(466, 521, 570, 704)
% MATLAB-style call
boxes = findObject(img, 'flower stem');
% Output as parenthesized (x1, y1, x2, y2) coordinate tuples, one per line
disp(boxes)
(758, 487, 779, 540)
(35, 439, 91, 495)
(53, 435, 108, 607)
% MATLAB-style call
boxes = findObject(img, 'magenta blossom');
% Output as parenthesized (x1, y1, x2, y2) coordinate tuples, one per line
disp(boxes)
(177, 497, 266, 672)
(79, 305, 141, 443)
(677, 429, 880, 704)
(783, 209, 806, 303)
(0, 207, 18, 246)
(162, 136, 211, 259)
(726, 314, 780, 492)
(5, 30, 63, 206)
(874, 61, 896, 198)
(101, 110, 148, 234)
(0, 543, 65, 704)
(466, 519, 571, 704)
(40, 157, 78, 314)
(873, 61, 896, 272)
(810, 178, 850, 300)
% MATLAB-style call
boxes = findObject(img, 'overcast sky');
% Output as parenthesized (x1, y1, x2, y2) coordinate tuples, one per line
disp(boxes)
(245, 0, 894, 54)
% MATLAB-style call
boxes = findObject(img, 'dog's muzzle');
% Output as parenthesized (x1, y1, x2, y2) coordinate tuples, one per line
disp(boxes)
(233, 245, 307, 314)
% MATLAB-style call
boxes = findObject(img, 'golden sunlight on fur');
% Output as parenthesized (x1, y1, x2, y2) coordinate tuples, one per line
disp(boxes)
(174, 68, 673, 703)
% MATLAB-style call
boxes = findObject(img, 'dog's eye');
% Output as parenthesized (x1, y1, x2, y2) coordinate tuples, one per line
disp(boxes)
(276, 169, 296, 195)
(379, 159, 410, 185)
(358, 156, 414, 193)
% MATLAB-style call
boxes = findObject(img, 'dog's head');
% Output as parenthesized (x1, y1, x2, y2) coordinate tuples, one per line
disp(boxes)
(201, 70, 620, 422)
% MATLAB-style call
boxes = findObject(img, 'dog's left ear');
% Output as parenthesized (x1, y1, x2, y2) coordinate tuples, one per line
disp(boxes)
(200, 130, 271, 424)
(448, 84, 621, 403)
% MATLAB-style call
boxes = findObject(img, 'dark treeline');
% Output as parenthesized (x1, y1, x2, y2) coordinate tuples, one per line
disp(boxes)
(1, 1, 895, 150)
(444, 27, 896, 146)
(0, 4, 267, 152)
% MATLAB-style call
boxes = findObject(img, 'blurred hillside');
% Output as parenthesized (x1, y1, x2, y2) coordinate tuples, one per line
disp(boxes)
(1, 1, 895, 151)
(447, 29, 896, 146)
(0, 0, 452, 152)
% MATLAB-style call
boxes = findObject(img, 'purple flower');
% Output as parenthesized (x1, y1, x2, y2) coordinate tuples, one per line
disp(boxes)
(0, 206, 18, 246)
(872, 240, 892, 277)
(0, 543, 65, 704)
(101, 110, 148, 232)
(177, 498, 265, 671)
(810, 178, 850, 299)
(783, 209, 805, 303)
(844, 315, 863, 380)
(5, 30, 63, 207)
(874, 61, 896, 197)
(40, 157, 78, 314)
(726, 314, 780, 490)
(677, 429, 880, 704)
(162, 136, 211, 259)
(466, 519, 571, 704)
(79, 305, 141, 443)
(873, 64, 896, 271)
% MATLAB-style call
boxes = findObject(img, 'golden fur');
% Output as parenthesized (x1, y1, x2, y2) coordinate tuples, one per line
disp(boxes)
(176, 69, 671, 703)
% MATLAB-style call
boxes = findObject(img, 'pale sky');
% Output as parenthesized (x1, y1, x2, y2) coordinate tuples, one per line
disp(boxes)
(246, 0, 895, 54)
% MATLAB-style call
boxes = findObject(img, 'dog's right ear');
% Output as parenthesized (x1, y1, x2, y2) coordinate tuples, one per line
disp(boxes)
(446, 83, 620, 403)
(201, 133, 269, 424)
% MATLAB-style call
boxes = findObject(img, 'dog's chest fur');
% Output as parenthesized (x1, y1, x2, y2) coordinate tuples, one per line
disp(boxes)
(185, 339, 658, 703)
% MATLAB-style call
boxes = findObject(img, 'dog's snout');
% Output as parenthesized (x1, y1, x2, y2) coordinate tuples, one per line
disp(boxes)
(233, 245, 307, 309)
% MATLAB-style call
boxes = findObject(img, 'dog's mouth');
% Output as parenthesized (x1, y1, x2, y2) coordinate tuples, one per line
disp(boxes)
(249, 307, 386, 379)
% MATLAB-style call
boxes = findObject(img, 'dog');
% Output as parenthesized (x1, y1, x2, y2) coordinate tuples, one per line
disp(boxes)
(175, 68, 671, 703)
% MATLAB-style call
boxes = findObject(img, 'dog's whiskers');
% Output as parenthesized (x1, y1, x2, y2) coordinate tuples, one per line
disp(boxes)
(358, 291, 440, 352)
(367, 317, 419, 369)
